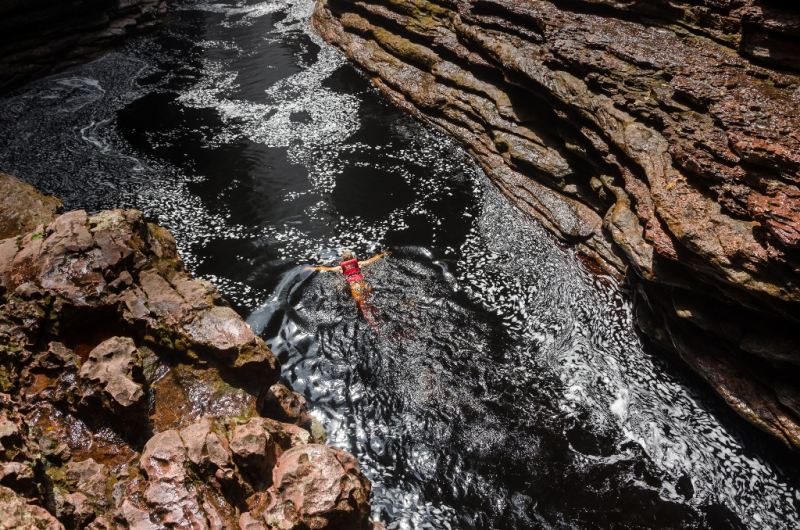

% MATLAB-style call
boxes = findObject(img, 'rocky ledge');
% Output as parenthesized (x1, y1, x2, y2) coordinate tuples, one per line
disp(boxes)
(0, 175, 380, 529)
(0, 0, 168, 93)
(311, 0, 800, 449)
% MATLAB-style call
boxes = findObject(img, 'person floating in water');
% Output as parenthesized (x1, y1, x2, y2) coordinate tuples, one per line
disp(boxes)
(306, 251, 390, 328)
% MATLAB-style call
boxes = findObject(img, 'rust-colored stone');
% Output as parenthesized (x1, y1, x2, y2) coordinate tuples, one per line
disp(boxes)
(312, 0, 800, 449)
(261, 444, 374, 530)
(0, 187, 377, 527)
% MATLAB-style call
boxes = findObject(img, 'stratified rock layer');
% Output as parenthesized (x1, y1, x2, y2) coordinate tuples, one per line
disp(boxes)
(311, 0, 800, 449)
(0, 176, 378, 529)
(0, 0, 168, 93)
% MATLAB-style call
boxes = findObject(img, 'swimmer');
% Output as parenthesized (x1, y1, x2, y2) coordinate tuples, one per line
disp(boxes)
(305, 251, 391, 328)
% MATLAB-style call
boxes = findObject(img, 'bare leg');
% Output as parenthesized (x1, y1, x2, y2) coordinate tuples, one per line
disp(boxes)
(350, 282, 379, 330)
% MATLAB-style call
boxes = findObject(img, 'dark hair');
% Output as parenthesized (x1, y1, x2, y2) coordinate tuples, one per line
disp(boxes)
(342, 251, 355, 261)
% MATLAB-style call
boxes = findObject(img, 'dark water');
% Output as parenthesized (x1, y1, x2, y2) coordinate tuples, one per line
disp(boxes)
(2, 0, 800, 528)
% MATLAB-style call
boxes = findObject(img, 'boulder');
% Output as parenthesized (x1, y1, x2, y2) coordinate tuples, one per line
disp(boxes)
(79, 337, 144, 409)
(53, 492, 95, 529)
(257, 384, 328, 444)
(179, 417, 233, 472)
(262, 420, 312, 451)
(30, 342, 79, 372)
(136, 430, 212, 529)
(0, 205, 281, 385)
(257, 384, 313, 429)
(0, 485, 63, 530)
(262, 444, 373, 530)
(64, 459, 110, 506)
(0, 413, 21, 451)
(229, 418, 281, 484)
(0, 462, 36, 496)
(239, 512, 268, 530)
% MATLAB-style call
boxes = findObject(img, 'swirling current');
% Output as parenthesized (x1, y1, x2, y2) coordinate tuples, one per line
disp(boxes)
(1, 0, 800, 528)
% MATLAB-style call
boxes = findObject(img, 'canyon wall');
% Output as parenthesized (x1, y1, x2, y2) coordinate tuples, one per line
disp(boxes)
(311, 0, 800, 449)
(0, 0, 169, 93)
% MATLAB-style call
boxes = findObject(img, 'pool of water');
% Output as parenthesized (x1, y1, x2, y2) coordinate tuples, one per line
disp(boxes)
(1, 0, 799, 528)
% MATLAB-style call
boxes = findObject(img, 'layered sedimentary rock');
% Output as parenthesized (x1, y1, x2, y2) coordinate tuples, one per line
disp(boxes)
(0, 0, 168, 93)
(311, 0, 800, 449)
(0, 178, 379, 529)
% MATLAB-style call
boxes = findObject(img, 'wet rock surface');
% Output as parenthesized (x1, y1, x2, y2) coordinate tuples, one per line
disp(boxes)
(311, 0, 800, 448)
(0, 181, 378, 529)
(0, 0, 169, 93)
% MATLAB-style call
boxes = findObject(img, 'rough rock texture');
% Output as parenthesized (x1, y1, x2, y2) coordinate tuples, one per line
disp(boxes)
(261, 445, 374, 530)
(0, 177, 378, 529)
(0, 0, 169, 93)
(312, 0, 800, 449)
(79, 337, 145, 410)
(0, 174, 63, 240)
(0, 484, 64, 530)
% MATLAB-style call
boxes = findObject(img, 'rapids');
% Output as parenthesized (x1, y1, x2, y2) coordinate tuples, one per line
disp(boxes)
(1, 0, 799, 528)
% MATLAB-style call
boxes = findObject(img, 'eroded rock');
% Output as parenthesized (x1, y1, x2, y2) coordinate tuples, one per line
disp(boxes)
(0, 461, 36, 496)
(0, 485, 63, 530)
(229, 418, 281, 484)
(258, 384, 313, 429)
(262, 444, 374, 530)
(135, 430, 213, 529)
(79, 337, 145, 409)
(312, 0, 800, 450)
(0, 189, 374, 527)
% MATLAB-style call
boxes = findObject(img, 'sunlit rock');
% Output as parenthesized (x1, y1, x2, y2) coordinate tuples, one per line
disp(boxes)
(0, 187, 377, 527)
(0, 485, 63, 530)
(261, 444, 374, 530)
(79, 337, 145, 409)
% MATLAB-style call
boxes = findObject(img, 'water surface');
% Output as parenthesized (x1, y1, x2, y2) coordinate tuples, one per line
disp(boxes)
(1, 0, 799, 528)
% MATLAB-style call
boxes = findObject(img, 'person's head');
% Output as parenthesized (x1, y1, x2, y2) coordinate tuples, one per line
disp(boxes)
(342, 251, 355, 261)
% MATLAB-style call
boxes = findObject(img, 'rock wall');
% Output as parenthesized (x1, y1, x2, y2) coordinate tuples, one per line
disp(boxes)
(0, 178, 381, 529)
(311, 0, 800, 449)
(0, 0, 169, 93)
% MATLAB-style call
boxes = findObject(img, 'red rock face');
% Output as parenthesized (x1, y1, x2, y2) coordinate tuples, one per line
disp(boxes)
(0, 179, 378, 529)
(311, 0, 800, 449)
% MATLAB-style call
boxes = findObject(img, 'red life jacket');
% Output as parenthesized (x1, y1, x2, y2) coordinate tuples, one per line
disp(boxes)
(340, 258, 364, 284)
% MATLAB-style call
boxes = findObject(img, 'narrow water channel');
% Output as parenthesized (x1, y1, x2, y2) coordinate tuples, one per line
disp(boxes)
(1, 0, 799, 528)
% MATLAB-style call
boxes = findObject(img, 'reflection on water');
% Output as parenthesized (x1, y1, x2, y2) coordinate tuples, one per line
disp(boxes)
(1, 0, 799, 528)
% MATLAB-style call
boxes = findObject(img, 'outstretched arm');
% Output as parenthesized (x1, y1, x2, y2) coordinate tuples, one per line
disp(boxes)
(302, 265, 342, 272)
(359, 251, 392, 267)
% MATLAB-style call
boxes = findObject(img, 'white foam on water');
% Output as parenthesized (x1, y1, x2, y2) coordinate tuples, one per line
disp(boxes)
(1, 0, 799, 527)
(457, 182, 799, 528)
